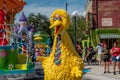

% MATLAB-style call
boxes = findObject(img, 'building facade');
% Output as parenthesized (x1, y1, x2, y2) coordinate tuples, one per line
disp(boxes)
(85, 0, 120, 49)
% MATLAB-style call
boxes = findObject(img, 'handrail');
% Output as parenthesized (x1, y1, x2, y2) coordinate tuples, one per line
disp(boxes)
(0, 29, 29, 52)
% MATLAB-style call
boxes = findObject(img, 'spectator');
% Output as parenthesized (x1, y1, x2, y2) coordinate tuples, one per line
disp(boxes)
(86, 43, 94, 65)
(76, 42, 83, 57)
(102, 39, 106, 48)
(102, 44, 110, 73)
(96, 42, 103, 66)
(110, 42, 120, 75)
(84, 44, 88, 62)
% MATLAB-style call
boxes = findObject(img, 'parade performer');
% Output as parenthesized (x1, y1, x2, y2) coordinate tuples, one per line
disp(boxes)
(37, 9, 84, 80)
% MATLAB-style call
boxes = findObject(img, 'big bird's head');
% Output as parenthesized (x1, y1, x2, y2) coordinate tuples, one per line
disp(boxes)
(50, 9, 70, 35)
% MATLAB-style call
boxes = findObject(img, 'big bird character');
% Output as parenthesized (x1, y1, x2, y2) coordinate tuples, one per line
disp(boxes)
(37, 9, 84, 80)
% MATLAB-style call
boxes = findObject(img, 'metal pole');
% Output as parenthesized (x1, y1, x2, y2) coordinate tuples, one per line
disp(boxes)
(66, 2, 68, 12)
(74, 16, 77, 48)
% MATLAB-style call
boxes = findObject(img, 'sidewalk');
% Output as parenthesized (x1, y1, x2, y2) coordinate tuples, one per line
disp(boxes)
(83, 65, 120, 80)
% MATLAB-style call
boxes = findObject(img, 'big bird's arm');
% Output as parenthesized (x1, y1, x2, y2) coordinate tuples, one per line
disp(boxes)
(71, 66, 83, 77)
(36, 56, 48, 62)
(70, 56, 84, 78)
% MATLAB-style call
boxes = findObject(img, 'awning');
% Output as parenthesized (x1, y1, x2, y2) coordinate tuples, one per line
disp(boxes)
(99, 34, 120, 39)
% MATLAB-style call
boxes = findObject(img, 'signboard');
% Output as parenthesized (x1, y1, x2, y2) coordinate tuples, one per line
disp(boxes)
(102, 18, 113, 26)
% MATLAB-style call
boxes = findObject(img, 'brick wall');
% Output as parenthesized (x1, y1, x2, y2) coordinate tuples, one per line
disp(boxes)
(92, 0, 120, 28)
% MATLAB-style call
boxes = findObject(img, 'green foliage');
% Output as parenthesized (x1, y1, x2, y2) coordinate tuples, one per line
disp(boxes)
(68, 15, 86, 42)
(27, 13, 86, 43)
(27, 13, 51, 34)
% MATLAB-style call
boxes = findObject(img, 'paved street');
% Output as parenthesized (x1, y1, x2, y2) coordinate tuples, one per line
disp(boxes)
(33, 62, 120, 80)
(83, 65, 120, 80)
(34, 68, 44, 80)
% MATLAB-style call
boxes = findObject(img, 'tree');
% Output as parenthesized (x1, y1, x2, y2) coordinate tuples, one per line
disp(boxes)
(68, 15, 86, 42)
(27, 13, 51, 34)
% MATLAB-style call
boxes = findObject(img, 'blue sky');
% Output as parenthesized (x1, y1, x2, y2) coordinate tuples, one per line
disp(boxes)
(15, 0, 86, 23)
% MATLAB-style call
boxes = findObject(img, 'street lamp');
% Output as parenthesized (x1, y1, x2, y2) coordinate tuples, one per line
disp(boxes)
(65, 0, 68, 12)
(71, 10, 79, 48)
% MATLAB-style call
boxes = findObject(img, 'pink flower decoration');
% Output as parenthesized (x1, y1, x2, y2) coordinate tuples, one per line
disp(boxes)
(0, 50, 7, 57)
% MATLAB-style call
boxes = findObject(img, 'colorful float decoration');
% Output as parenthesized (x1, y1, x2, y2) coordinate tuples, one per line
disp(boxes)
(0, 0, 35, 79)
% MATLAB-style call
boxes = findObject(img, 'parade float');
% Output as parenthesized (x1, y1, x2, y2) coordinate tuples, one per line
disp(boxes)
(0, 0, 35, 79)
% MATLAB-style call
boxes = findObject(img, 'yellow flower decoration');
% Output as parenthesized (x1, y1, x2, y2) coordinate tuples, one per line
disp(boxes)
(8, 64, 13, 70)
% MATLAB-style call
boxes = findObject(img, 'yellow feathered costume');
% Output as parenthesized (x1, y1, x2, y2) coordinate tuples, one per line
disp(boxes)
(37, 9, 84, 80)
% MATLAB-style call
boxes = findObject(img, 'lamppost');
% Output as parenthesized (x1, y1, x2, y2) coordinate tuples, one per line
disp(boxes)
(66, 2, 68, 12)
(71, 11, 79, 48)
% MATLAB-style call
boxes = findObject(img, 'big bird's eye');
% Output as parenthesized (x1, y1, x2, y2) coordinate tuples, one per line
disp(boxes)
(53, 17, 62, 21)
(57, 17, 62, 21)
(53, 17, 57, 21)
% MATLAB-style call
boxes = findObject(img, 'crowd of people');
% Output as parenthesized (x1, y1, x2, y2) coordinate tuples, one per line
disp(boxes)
(31, 38, 120, 75)
(76, 41, 120, 75)
(76, 42, 97, 65)
(95, 42, 120, 75)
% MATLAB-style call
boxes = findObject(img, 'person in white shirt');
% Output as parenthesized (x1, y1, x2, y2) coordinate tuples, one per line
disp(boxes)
(96, 43, 103, 66)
